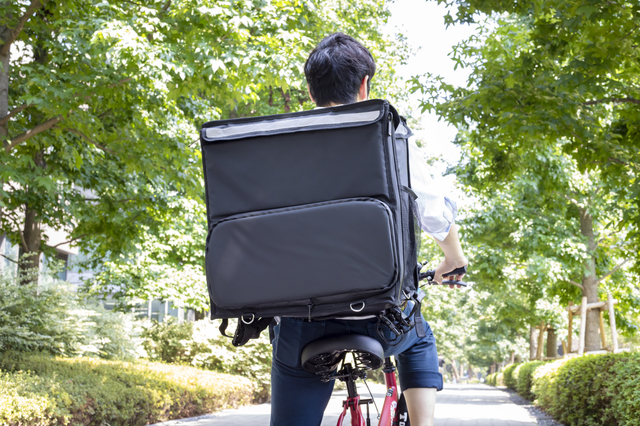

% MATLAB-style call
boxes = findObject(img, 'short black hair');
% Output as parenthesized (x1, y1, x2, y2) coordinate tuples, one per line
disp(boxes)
(304, 33, 376, 107)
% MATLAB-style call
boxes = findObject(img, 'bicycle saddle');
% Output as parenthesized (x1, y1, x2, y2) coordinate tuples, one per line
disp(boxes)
(301, 334, 385, 376)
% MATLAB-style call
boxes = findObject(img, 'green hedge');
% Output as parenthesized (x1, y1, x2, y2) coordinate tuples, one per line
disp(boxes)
(502, 363, 520, 389)
(143, 319, 273, 403)
(533, 352, 640, 426)
(515, 360, 546, 400)
(486, 372, 501, 386)
(486, 354, 640, 425)
(0, 352, 253, 426)
(532, 358, 569, 413)
(486, 372, 495, 385)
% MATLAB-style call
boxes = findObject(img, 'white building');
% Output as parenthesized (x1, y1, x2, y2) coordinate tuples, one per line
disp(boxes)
(0, 232, 190, 322)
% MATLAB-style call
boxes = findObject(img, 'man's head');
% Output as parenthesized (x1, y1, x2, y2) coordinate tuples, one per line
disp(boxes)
(304, 33, 376, 107)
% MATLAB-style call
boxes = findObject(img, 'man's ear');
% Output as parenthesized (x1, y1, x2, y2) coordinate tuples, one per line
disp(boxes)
(357, 75, 369, 102)
(308, 87, 315, 104)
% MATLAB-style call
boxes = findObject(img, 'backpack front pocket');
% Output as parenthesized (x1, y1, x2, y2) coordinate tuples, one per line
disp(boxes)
(206, 198, 398, 310)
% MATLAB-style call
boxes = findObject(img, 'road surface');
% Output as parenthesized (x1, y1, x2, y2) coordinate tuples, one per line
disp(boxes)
(151, 383, 538, 426)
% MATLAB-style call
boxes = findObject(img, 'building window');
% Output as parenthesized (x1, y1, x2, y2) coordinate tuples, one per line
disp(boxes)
(55, 252, 69, 281)
(40, 250, 70, 284)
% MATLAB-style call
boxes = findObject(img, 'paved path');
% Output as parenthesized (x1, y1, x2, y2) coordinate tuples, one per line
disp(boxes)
(432, 385, 537, 426)
(151, 384, 538, 426)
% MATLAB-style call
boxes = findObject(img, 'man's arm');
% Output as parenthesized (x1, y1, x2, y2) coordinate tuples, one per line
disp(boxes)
(432, 224, 468, 286)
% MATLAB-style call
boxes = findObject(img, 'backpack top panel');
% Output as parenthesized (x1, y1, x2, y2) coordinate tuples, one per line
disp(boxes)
(200, 100, 394, 224)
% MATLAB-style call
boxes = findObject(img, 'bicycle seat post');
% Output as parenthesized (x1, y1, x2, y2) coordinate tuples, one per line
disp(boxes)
(382, 357, 396, 383)
(343, 363, 359, 399)
(337, 360, 367, 426)
(300, 334, 385, 426)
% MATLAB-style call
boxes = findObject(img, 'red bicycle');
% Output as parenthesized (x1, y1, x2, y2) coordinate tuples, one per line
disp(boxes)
(301, 334, 407, 426)
(300, 267, 467, 426)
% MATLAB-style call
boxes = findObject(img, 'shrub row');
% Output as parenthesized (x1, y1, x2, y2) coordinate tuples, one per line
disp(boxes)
(1, 273, 272, 403)
(0, 352, 253, 426)
(143, 319, 273, 402)
(0, 275, 144, 359)
(486, 352, 640, 426)
(485, 371, 504, 386)
(514, 360, 545, 401)
(502, 363, 519, 389)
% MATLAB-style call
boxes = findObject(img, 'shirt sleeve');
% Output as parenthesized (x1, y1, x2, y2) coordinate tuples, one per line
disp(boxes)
(408, 138, 458, 241)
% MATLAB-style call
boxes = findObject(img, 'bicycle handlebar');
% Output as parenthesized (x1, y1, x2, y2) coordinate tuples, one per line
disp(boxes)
(418, 266, 469, 287)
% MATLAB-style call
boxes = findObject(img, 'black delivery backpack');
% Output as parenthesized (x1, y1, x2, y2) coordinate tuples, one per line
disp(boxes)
(200, 99, 426, 346)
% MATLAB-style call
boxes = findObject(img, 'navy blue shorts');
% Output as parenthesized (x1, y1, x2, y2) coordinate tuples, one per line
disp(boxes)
(270, 314, 443, 426)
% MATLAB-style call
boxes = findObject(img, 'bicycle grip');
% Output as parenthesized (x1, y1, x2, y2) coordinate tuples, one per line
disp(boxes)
(441, 266, 468, 286)
(418, 266, 469, 286)
(442, 266, 467, 277)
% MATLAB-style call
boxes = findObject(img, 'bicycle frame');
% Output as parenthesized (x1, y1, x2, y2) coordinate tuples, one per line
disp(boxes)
(336, 357, 399, 426)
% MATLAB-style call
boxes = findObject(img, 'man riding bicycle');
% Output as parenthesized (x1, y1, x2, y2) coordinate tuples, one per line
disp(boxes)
(270, 33, 468, 426)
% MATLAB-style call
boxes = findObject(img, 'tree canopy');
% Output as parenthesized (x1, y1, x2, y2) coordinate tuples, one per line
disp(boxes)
(412, 0, 640, 358)
(1, 0, 408, 307)
(4, 0, 638, 366)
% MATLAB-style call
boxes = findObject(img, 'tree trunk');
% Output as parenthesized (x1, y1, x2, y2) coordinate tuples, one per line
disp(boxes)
(529, 324, 539, 361)
(15, 9, 49, 285)
(18, 205, 42, 280)
(1, 6, 11, 223)
(450, 360, 459, 382)
(579, 207, 602, 352)
(1, 0, 43, 147)
(281, 88, 291, 112)
(18, 150, 46, 283)
(536, 322, 545, 360)
(0, 50, 8, 143)
(546, 327, 558, 358)
(0, 6, 10, 144)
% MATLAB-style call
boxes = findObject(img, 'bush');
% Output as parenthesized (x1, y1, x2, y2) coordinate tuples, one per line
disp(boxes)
(485, 371, 505, 386)
(0, 352, 253, 426)
(80, 303, 146, 360)
(532, 352, 640, 426)
(512, 363, 523, 388)
(608, 352, 640, 426)
(0, 272, 144, 359)
(532, 357, 568, 411)
(0, 370, 61, 426)
(143, 319, 273, 402)
(487, 373, 497, 386)
(553, 354, 618, 426)
(503, 363, 519, 389)
(515, 361, 546, 400)
(142, 319, 206, 364)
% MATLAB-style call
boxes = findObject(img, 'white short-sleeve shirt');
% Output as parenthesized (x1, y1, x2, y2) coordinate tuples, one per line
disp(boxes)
(407, 137, 457, 241)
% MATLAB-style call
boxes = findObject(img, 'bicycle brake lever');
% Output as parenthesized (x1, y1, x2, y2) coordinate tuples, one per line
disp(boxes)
(442, 279, 469, 287)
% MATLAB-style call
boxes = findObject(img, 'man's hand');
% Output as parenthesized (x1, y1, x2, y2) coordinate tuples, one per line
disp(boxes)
(432, 224, 468, 288)
(433, 256, 468, 288)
